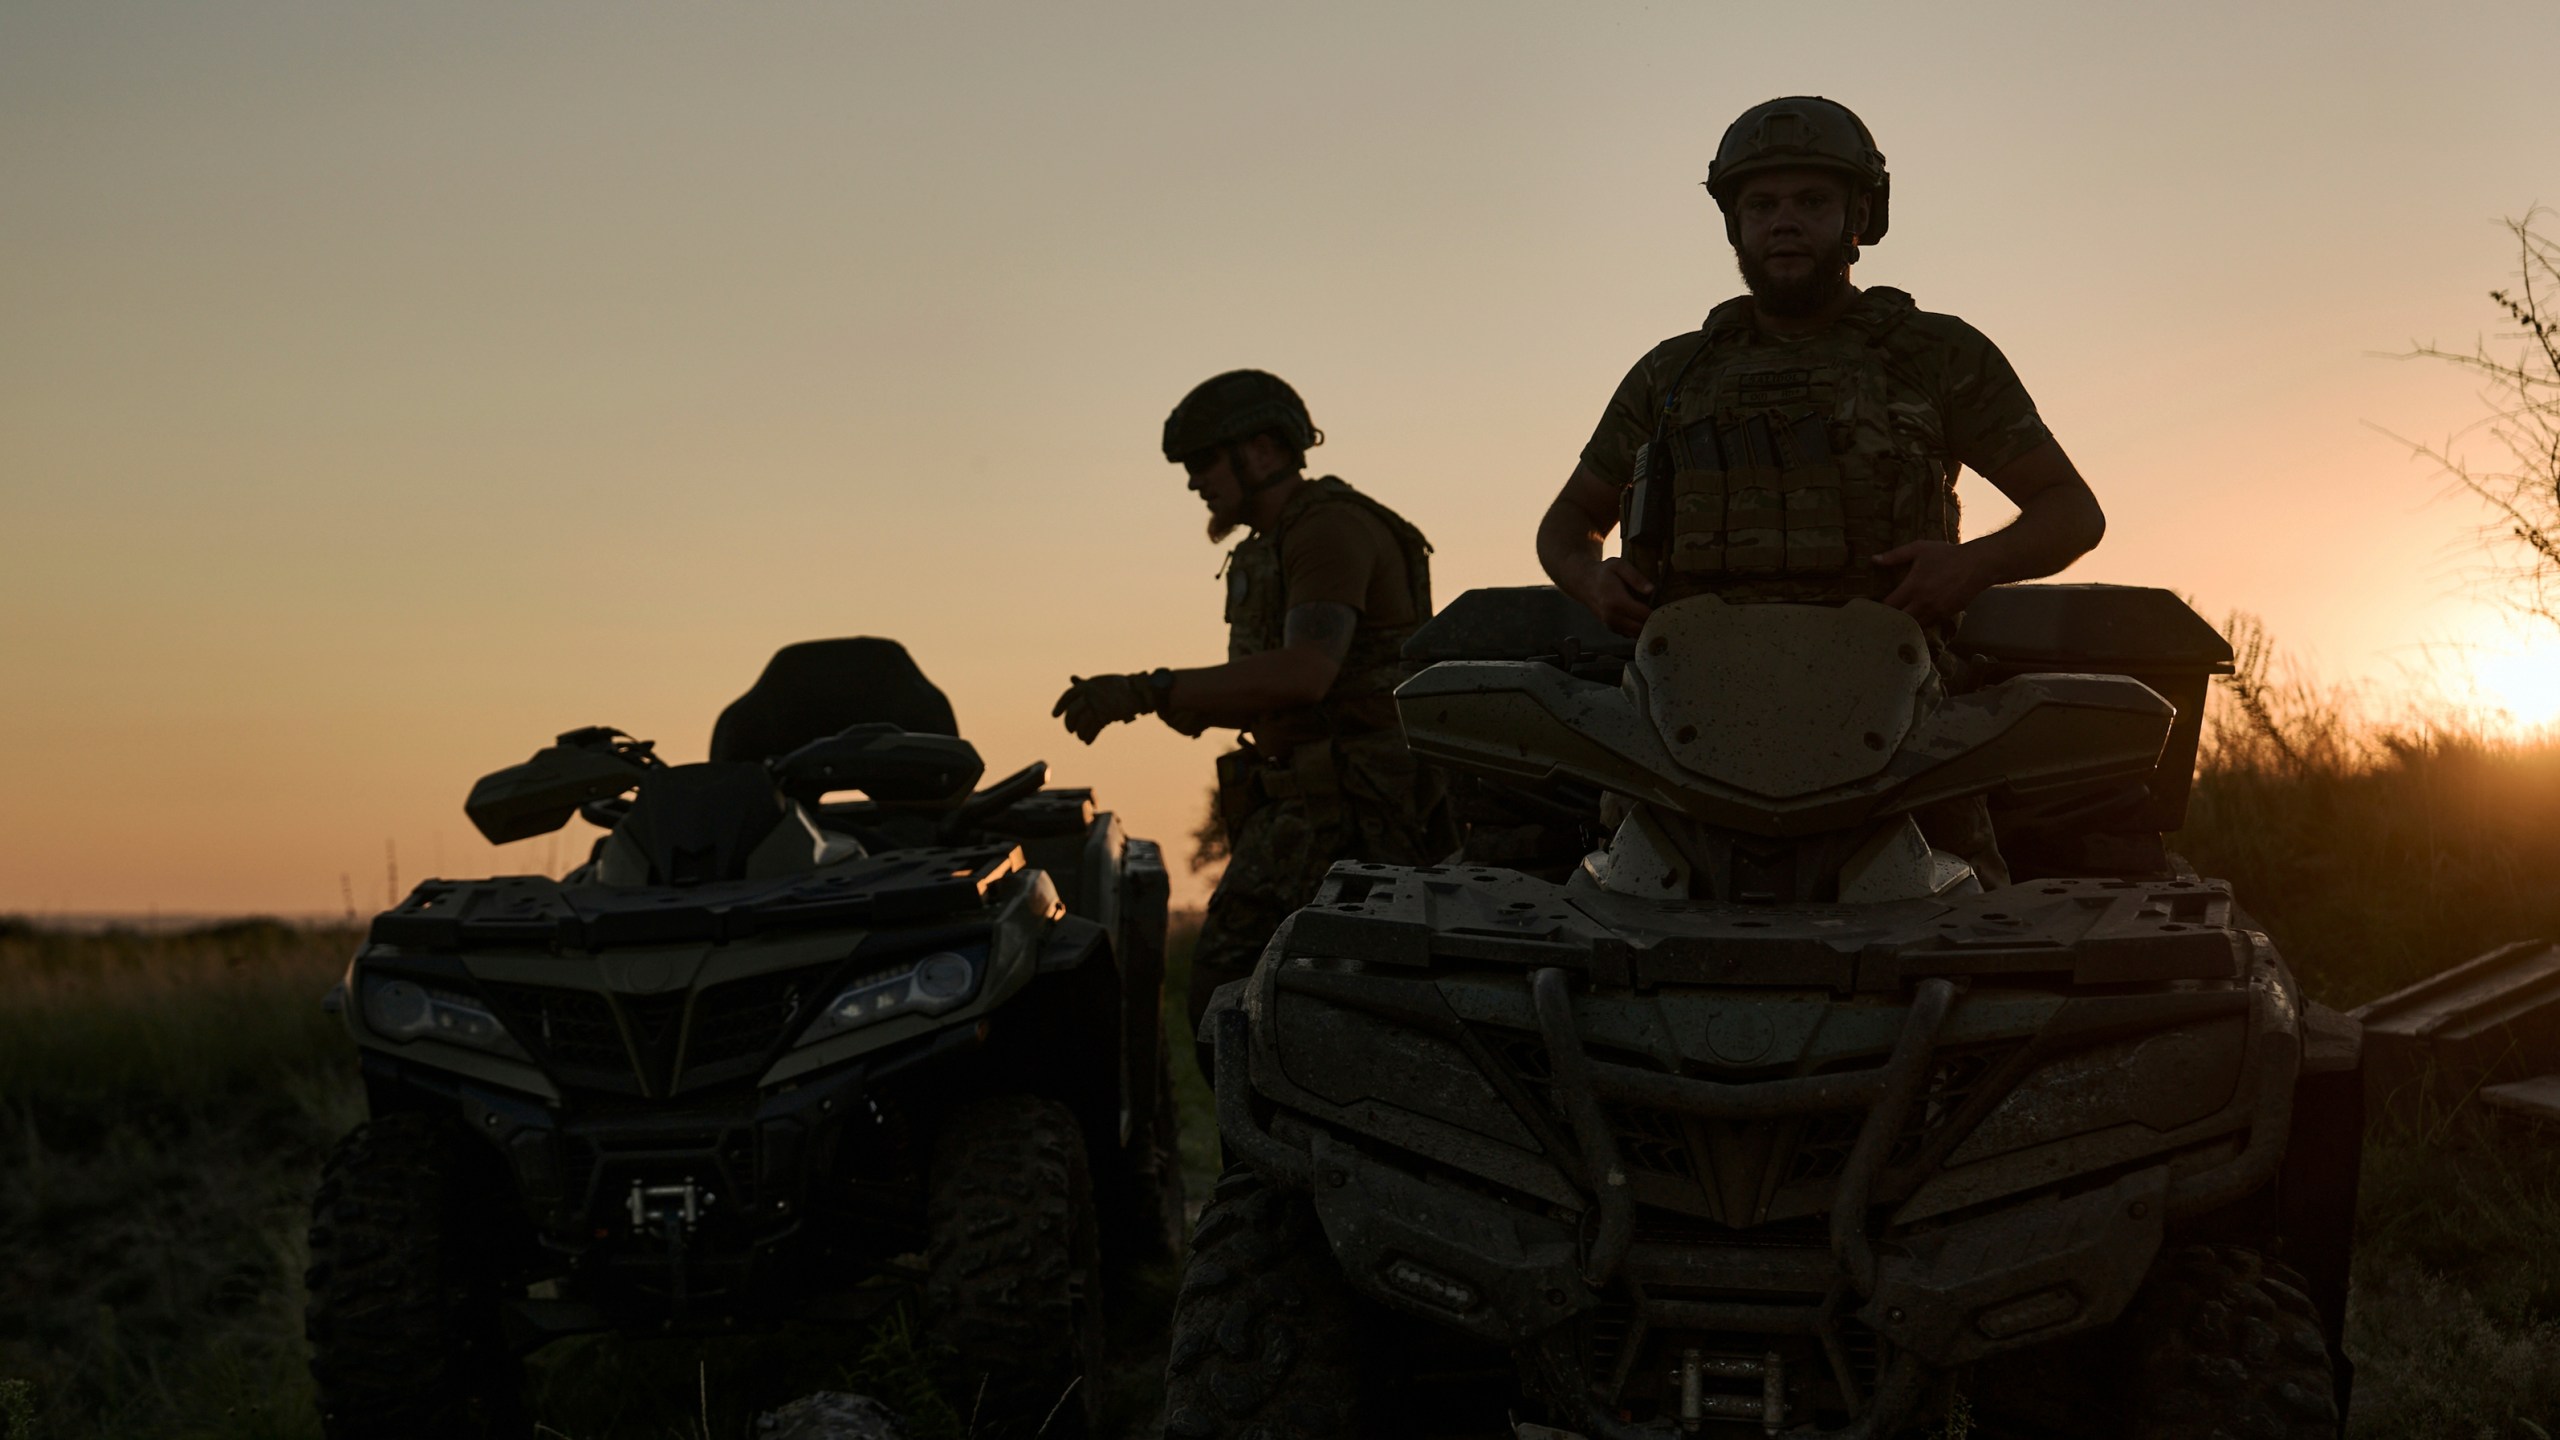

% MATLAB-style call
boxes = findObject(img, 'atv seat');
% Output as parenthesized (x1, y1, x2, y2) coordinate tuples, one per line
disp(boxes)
(710, 638, 960, 764)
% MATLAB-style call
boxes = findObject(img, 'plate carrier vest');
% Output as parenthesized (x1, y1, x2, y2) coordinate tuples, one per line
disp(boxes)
(1223, 476, 1434, 741)
(1623, 286, 1958, 607)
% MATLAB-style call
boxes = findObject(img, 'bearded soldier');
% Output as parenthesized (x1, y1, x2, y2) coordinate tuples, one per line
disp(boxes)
(1535, 97, 2106, 885)
(1054, 370, 1453, 1046)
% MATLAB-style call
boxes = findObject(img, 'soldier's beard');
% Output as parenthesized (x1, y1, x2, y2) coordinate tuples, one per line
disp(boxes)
(1207, 515, 1237, 543)
(1737, 236, 1855, 318)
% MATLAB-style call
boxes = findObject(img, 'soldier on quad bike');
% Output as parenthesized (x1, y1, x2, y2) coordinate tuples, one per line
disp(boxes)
(1534, 95, 2110, 887)
(1163, 98, 2362, 1440)
(1052, 370, 1456, 1048)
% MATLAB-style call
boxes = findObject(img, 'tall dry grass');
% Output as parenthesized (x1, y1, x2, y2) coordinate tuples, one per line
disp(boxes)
(2175, 614, 2560, 1008)
(0, 920, 354, 1119)
(0, 921, 360, 1440)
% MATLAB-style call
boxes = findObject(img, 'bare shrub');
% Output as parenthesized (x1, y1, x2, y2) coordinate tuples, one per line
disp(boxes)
(1188, 784, 1229, 874)
(2384, 210, 2560, 631)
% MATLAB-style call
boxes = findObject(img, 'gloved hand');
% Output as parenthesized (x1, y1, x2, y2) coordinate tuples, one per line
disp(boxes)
(1053, 672, 1155, 744)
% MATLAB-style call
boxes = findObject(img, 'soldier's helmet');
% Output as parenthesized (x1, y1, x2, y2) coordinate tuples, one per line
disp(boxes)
(1704, 96, 1891, 248)
(1161, 370, 1322, 464)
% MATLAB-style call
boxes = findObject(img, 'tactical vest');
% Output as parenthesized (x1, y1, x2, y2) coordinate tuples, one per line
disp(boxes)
(1223, 476, 1434, 738)
(1623, 287, 1957, 607)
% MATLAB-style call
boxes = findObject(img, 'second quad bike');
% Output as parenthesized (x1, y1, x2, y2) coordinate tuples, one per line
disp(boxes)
(1168, 585, 2362, 1439)
(305, 638, 1179, 1439)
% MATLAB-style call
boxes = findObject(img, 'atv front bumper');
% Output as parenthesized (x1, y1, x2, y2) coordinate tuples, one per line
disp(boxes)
(1211, 946, 2301, 1436)
(364, 1024, 976, 1342)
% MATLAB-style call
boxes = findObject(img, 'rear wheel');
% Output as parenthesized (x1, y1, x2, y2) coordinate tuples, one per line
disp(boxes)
(1162, 1174, 1363, 1440)
(305, 1112, 529, 1440)
(924, 1094, 1104, 1438)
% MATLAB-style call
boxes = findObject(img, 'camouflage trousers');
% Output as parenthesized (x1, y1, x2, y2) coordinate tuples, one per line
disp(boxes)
(1186, 731, 1454, 1058)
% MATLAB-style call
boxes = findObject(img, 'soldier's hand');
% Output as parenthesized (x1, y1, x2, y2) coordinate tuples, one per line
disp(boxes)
(1875, 540, 1990, 624)
(1052, 673, 1155, 744)
(1568, 556, 1656, 638)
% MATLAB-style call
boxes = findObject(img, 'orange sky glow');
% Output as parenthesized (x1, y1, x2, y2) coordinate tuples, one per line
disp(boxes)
(5, 0, 2557, 915)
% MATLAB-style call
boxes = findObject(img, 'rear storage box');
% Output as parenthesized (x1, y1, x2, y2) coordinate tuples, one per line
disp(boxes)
(1953, 584, 2234, 876)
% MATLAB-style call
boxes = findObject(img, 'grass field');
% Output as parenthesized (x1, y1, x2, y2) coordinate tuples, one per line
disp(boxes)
(6, 701, 2560, 1437)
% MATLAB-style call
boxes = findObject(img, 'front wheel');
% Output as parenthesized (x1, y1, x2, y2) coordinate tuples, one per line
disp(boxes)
(924, 1094, 1104, 1438)
(1162, 1175, 1364, 1440)
(304, 1112, 529, 1440)
(2113, 1244, 2341, 1439)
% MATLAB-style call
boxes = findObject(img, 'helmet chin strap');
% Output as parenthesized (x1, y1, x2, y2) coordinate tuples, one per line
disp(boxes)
(1232, 441, 1297, 497)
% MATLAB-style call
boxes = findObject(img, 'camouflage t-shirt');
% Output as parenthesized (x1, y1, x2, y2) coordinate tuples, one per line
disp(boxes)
(1580, 291, 2053, 499)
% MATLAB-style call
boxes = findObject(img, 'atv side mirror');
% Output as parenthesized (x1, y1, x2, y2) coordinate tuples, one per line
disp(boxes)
(771, 723, 986, 806)
(465, 728, 662, 844)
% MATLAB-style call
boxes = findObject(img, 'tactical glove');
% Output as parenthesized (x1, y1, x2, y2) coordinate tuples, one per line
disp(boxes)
(1053, 672, 1155, 744)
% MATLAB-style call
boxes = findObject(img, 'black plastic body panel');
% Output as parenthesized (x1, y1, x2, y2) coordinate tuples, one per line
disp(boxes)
(1954, 584, 2234, 838)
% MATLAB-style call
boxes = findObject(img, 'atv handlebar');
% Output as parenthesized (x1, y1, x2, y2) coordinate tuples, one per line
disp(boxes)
(936, 761, 1049, 842)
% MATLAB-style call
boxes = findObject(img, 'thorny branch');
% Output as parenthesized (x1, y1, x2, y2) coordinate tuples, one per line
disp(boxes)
(2376, 210, 2560, 630)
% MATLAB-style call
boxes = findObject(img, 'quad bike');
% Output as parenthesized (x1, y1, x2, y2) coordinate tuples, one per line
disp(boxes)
(305, 638, 1180, 1439)
(1168, 586, 2362, 1439)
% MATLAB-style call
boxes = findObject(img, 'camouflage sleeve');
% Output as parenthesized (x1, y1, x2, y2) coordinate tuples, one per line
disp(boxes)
(1933, 319, 2053, 478)
(1576, 337, 1693, 488)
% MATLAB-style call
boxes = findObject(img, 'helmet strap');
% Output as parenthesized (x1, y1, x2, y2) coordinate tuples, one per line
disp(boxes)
(1234, 439, 1296, 497)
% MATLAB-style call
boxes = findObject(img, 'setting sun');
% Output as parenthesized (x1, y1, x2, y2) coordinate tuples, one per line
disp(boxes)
(2456, 630, 2560, 731)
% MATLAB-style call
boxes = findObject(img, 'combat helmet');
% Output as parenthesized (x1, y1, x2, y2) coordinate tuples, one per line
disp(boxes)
(1704, 96, 1890, 247)
(1161, 369, 1322, 465)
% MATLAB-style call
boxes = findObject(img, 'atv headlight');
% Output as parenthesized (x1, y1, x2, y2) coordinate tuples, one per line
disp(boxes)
(360, 975, 529, 1060)
(796, 946, 984, 1047)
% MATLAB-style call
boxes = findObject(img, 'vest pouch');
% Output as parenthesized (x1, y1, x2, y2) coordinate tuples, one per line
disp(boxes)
(1719, 412, 1786, 574)
(1666, 418, 1728, 575)
(1223, 536, 1282, 662)
(1777, 409, 1849, 574)
(1635, 290, 1950, 601)
(1624, 440, 1669, 552)
(1213, 746, 1264, 841)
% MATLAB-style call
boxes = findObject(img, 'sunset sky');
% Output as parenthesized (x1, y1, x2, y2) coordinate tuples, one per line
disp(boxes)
(6, 0, 2558, 915)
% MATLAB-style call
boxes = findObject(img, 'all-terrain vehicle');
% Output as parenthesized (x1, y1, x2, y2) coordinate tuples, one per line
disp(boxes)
(306, 639, 1180, 1439)
(1168, 586, 2363, 1439)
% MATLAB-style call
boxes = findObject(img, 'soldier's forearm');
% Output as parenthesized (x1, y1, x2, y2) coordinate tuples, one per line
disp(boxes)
(1163, 646, 1344, 727)
(1962, 479, 2105, 585)
(1537, 499, 1609, 592)
(1539, 463, 1628, 589)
